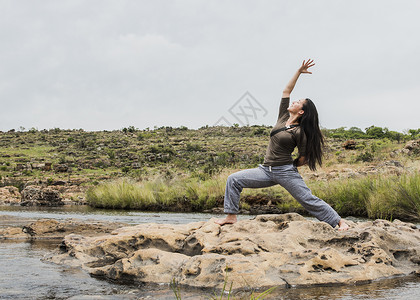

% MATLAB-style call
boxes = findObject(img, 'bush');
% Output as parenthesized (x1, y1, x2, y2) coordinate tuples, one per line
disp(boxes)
(186, 143, 203, 152)
(356, 151, 374, 162)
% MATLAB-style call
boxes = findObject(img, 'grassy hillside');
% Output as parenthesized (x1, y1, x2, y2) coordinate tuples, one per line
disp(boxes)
(1, 126, 419, 220)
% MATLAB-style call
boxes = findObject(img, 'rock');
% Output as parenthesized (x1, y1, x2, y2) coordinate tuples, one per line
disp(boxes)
(49, 214, 420, 291)
(404, 139, 420, 155)
(20, 186, 64, 206)
(0, 217, 126, 240)
(343, 140, 357, 150)
(0, 186, 21, 205)
(378, 160, 404, 168)
(31, 162, 52, 171)
(131, 162, 141, 169)
(43, 162, 52, 171)
(394, 139, 420, 156)
(23, 219, 65, 236)
(0, 227, 29, 239)
(15, 163, 31, 171)
(51, 180, 67, 186)
(54, 164, 69, 172)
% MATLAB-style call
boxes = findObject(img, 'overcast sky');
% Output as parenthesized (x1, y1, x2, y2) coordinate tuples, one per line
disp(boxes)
(0, 0, 419, 133)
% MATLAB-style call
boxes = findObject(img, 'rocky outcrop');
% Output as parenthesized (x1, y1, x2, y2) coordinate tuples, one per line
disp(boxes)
(391, 139, 420, 157)
(0, 186, 21, 205)
(21, 186, 63, 206)
(343, 140, 357, 150)
(0, 184, 88, 206)
(403, 139, 420, 156)
(49, 214, 420, 290)
(54, 164, 69, 172)
(0, 217, 127, 240)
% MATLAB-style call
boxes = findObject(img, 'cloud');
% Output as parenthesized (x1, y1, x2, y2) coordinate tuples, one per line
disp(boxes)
(0, 0, 419, 132)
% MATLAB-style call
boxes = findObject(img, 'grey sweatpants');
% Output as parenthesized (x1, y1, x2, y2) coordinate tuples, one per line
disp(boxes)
(224, 164, 341, 227)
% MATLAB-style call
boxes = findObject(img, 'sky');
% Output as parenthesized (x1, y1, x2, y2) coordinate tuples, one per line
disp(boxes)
(0, 0, 419, 133)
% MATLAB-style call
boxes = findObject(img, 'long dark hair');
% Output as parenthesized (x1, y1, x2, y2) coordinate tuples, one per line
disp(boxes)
(299, 98, 324, 171)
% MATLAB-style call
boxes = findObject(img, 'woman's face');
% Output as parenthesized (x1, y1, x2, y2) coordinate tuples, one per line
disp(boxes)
(288, 99, 306, 115)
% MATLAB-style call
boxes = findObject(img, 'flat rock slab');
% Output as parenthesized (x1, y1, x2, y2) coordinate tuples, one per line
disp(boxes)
(49, 213, 420, 290)
(0, 216, 127, 240)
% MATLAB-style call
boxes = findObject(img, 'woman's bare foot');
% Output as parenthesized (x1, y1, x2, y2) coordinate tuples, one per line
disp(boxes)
(214, 214, 237, 225)
(338, 219, 349, 231)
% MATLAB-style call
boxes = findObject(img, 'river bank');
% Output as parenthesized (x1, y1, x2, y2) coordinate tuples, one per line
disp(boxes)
(2, 165, 420, 223)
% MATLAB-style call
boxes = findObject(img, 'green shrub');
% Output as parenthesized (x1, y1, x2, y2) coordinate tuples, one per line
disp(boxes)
(186, 143, 202, 152)
(356, 151, 374, 162)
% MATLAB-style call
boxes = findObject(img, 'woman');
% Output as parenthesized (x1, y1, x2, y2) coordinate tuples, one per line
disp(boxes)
(215, 59, 349, 231)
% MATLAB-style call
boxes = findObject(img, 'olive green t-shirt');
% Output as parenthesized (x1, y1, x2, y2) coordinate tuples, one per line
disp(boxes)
(262, 97, 307, 166)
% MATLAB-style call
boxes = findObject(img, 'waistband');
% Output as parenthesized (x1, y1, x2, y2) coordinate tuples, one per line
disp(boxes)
(259, 163, 295, 172)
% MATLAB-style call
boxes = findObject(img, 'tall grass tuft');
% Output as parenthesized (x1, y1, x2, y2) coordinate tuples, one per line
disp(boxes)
(310, 173, 420, 221)
(311, 177, 374, 217)
(86, 172, 420, 221)
(366, 173, 420, 221)
(86, 175, 226, 211)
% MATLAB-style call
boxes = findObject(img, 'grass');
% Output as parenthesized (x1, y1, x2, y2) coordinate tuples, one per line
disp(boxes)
(86, 173, 227, 211)
(86, 169, 420, 221)
(0, 145, 56, 158)
(365, 174, 420, 221)
(311, 173, 420, 221)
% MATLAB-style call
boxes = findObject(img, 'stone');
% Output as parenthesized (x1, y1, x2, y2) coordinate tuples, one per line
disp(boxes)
(404, 139, 420, 154)
(54, 164, 69, 172)
(20, 185, 63, 206)
(343, 140, 357, 150)
(0, 186, 21, 205)
(51, 180, 67, 186)
(43, 162, 52, 171)
(0, 217, 126, 240)
(49, 214, 420, 291)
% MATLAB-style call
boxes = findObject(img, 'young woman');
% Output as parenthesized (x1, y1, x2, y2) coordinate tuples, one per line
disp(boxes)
(215, 59, 349, 231)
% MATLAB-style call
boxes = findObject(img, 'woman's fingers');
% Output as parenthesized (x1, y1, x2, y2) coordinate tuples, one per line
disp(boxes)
(303, 59, 315, 69)
(299, 59, 315, 73)
(305, 59, 315, 66)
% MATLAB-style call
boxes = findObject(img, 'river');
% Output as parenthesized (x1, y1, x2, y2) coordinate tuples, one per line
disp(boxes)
(0, 205, 419, 300)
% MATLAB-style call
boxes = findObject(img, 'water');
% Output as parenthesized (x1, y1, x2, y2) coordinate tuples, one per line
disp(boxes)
(1, 206, 419, 299)
(0, 205, 249, 225)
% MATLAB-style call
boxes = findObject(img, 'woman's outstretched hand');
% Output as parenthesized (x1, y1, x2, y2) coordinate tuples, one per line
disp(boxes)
(299, 59, 315, 74)
(282, 58, 315, 98)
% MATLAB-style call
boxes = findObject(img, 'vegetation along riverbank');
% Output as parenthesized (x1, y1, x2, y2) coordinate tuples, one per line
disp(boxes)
(1, 125, 419, 221)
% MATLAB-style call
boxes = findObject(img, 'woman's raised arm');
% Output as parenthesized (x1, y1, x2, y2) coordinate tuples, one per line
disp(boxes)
(282, 59, 315, 98)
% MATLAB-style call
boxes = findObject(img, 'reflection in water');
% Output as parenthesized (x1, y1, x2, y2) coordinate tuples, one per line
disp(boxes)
(0, 206, 419, 299)
(0, 241, 131, 299)
(260, 275, 420, 299)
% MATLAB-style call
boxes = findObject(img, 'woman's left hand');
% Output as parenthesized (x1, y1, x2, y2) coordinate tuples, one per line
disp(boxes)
(298, 59, 315, 74)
